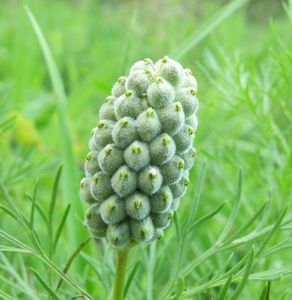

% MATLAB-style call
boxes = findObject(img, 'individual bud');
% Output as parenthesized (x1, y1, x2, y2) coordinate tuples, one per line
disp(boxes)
(88, 128, 99, 151)
(175, 87, 199, 118)
(157, 101, 185, 135)
(125, 192, 151, 220)
(98, 144, 124, 176)
(99, 96, 117, 121)
(130, 216, 155, 242)
(147, 77, 175, 108)
(79, 178, 96, 204)
(99, 195, 127, 225)
(112, 76, 127, 98)
(169, 175, 189, 199)
(138, 166, 163, 195)
(114, 90, 144, 119)
(136, 108, 161, 142)
(183, 68, 198, 91)
(151, 210, 174, 229)
(149, 133, 176, 165)
(185, 114, 199, 131)
(171, 197, 181, 212)
(107, 221, 131, 248)
(112, 117, 138, 149)
(127, 70, 153, 97)
(156, 56, 185, 87)
(178, 147, 196, 170)
(93, 120, 114, 151)
(160, 155, 185, 185)
(85, 203, 107, 238)
(90, 172, 113, 201)
(124, 141, 150, 171)
(130, 58, 155, 73)
(150, 186, 173, 213)
(149, 229, 164, 242)
(84, 151, 101, 176)
(111, 165, 137, 197)
(173, 125, 195, 153)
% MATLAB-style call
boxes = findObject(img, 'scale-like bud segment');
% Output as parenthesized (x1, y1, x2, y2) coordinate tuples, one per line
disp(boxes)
(111, 165, 137, 197)
(130, 216, 155, 242)
(93, 120, 114, 150)
(115, 90, 144, 119)
(127, 70, 152, 97)
(124, 141, 150, 171)
(136, 108, 161, 142)
(175, 88, 199, 118)
(149, 133, 176, 165)
(80, 178, 96, 204)
(150, 186, 173, 213)
(178, 147, 196, 170)
(84, 151, 101, 176)
(160, 155, 185, 185)
(90, 172, 113, 201)
(112, 76, 127, 98)
(99, 96, 117, 121)
(170, 175, 189, 199)
(147, 77, 175, 108)
(156, 56, 185, 87)
(157, 102, 185, 135)
(100, 195, 126, 224)
(125, 192, 150, 220)
(98, 144, 124, 176)
(173, 124, 195, 153)
(112, 117, 138, 149)
(138, 166, 163, 195)
(81, 57, 199, 247)
(107, 222, 131, 248)
(85, 203, 107, 238)
(152, 211, 174, 229)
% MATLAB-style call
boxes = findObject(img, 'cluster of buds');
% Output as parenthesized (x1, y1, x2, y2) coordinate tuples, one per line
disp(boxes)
(80, 56, 199, 248)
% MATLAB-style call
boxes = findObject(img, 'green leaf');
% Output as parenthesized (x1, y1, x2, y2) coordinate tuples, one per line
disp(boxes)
(52, 203, 71, 255)
(216, 170, 242, 245)
(32, 268, 60, 300)
(218, 275, 233, 300)
(171, 0, 250, 59)
(259, 281, 271, 300)
(230, 246, 255, 300)
(124, 260, 140, 298)
(30, 182, 39, 229)
(55, 238, 91, 292)
(187, 201, 226, 233)
(24, 5, 84, 252)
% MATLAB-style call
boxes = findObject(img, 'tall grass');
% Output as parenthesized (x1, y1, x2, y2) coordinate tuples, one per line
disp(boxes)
(0, 0, 291, 299)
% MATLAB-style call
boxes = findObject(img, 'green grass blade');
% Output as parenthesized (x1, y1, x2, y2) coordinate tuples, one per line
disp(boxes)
(230, 246, 255, 300)
(0, 204, 20, 223)
(259, 281, 271, 300)
(188, 201, 226, 233)
(124, 260, 140, 298)
(256, 206, 288, 256)
(171, 0, 250, 59)
(24, 6, 84, 250)
(185, 162, 207, 229)
(216, 170, 242, 245)
(30, 182, 38, 229)
(55, 238, 91, 292)
(218, 275, 233, 300)
(32, 268, 60, 300)
(52, 204, 71, 254)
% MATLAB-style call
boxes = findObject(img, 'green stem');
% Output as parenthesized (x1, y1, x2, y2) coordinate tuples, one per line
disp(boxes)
(113, 248, 131, 300)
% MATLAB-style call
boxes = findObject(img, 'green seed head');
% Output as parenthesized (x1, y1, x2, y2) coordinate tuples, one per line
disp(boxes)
(81, 56, 199, 247)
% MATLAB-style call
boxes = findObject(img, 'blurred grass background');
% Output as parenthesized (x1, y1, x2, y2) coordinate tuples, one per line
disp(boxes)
(0, 0, 292, 299)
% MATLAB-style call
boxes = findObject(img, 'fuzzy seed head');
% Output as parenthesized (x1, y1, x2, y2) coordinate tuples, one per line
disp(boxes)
(81, 56, 199, 247)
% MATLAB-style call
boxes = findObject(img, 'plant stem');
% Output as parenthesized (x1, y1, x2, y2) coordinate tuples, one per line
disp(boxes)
(113, 248, 131, 300)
